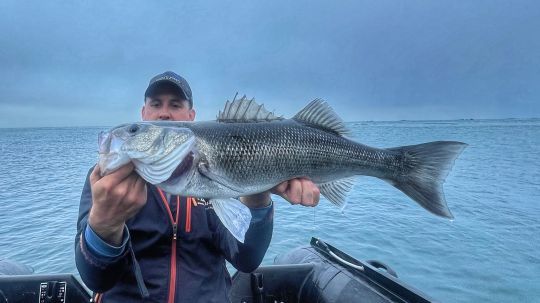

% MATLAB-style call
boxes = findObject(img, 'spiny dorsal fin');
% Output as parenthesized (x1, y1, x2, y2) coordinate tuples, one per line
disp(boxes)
(217, 94, 284, 122)
(318, 177, 356, 209)
(293, 99, 349, 136)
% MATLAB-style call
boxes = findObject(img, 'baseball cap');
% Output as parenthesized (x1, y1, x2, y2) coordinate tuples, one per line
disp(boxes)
(144, 71, 193, 108)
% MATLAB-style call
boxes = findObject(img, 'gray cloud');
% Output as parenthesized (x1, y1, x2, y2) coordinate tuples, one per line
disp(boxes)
(0, 0, 538, 127)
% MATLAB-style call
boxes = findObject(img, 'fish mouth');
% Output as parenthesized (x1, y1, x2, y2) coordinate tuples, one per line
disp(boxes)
(98, 152, 131, 176)
(98, 131, 110, 154)
(98, 132, 131, 176)
(97, 130, 132, 175)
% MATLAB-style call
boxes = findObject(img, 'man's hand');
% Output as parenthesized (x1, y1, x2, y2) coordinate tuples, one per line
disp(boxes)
(272, 178, 320, 206)
(240, 178, 320, 208)
(88, 163, 147, 246)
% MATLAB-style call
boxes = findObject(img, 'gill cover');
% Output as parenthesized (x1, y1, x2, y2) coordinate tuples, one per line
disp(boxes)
(98, 123, 196, 184)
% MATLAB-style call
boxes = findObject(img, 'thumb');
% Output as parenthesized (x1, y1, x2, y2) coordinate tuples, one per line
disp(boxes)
(90, 164, 101, 185)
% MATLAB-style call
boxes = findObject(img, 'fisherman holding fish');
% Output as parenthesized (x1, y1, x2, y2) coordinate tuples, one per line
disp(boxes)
(75, 71, 321, 302)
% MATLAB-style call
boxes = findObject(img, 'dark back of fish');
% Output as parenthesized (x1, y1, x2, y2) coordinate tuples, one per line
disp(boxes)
(187, 120, 393, 187)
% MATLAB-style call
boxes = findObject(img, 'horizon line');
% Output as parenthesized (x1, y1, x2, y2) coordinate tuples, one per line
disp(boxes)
(1, 117, 539, 129)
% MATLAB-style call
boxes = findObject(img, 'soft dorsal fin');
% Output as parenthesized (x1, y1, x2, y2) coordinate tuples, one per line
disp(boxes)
(293, 99, 349, 136)
(217, 94, 284, 122)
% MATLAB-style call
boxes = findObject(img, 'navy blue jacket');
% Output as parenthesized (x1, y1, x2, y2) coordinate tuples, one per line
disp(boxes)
(75, 169, 273, 302)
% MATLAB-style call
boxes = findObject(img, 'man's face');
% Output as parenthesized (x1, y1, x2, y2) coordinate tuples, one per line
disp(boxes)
(142, 94, 196, 121)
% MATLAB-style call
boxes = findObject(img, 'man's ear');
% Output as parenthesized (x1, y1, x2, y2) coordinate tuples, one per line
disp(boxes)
(141, 105, 146, 120)
(189, 109, 196, 121)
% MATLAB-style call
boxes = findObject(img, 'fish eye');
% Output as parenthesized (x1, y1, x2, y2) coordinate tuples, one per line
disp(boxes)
(127, 124, 140, 134)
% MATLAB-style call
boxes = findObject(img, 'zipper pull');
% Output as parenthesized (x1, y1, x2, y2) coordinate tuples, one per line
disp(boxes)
(172, 223, 178, 240)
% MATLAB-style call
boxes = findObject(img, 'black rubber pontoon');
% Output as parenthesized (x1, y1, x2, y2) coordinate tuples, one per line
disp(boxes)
(229, 237, 437, 303)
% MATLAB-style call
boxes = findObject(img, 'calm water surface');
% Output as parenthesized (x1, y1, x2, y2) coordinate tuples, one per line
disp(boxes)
(0, 119, 539, 302)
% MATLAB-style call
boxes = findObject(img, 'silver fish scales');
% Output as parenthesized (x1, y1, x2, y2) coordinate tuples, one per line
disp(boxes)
(98, 97, 467, 241)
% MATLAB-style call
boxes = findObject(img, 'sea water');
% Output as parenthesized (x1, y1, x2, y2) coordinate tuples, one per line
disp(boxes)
(0, 119, 539, 302)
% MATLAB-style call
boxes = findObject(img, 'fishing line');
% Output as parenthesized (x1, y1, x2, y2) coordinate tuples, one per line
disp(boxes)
(311, 206, 316, 233)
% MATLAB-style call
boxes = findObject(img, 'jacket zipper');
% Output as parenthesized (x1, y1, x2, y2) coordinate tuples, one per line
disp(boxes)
(157, 188, 180, 303)
(185, 197, 192, 233)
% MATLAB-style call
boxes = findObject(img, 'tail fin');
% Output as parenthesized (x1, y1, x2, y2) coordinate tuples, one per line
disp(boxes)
(387, 141, 467, 219)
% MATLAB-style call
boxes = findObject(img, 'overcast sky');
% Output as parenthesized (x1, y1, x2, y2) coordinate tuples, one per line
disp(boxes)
(0, 1, 538, 127)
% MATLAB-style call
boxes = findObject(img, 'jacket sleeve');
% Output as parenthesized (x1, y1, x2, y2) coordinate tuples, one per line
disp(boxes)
(214, 201, 274, 273)
(74, 168, 131, 292)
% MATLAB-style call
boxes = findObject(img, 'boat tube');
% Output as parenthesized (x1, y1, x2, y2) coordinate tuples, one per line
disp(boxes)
(229, 237, 437, 303)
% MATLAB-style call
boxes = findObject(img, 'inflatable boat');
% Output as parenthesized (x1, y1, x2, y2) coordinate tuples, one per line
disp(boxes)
(0, 237, 435, 302)
(230, 237, 436, 303)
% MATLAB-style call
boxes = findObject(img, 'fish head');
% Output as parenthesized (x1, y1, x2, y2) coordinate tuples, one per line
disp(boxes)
(98, 122, 197, 186)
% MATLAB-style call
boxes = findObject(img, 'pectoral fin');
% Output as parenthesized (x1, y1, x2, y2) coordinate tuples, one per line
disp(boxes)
(211, 198, 252, 243)
(198, 161, 244, 195)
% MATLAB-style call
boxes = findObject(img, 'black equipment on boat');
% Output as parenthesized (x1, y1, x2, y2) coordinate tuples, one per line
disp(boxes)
(229, 237, 437, 303)
(0, 274, 90, 303)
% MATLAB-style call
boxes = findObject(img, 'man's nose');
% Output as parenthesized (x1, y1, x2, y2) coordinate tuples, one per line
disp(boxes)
(159, 109, 171, 120)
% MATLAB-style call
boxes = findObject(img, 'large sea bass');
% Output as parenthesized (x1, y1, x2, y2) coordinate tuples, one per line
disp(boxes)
(98, 97, 466, 241)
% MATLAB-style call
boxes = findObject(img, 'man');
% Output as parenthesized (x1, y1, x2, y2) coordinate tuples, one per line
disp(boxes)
(75, 71, 320, 302)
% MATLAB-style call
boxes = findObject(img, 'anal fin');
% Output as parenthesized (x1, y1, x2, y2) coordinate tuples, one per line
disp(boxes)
(318, 177, 356, 209)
